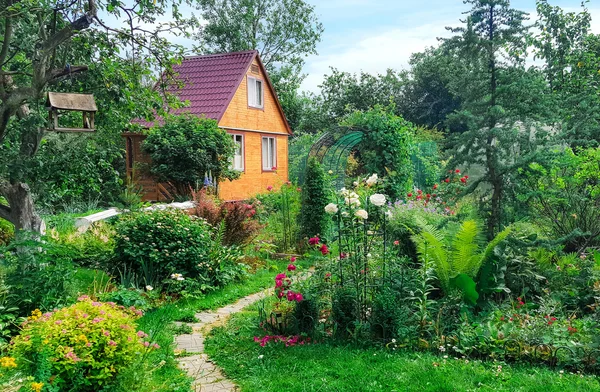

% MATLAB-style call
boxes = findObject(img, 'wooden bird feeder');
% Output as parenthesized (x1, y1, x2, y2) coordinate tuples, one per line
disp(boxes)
(46, 92, 97, 132)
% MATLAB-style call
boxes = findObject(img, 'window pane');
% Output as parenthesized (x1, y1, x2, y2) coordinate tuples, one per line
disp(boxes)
(269, 138, 275, 168)
(248, 78, 256, 106)
(262, 137, 269, 170)
(256, 81, 263, 107)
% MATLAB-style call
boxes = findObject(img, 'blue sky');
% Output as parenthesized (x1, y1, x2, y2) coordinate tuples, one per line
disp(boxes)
(299, 0, 600, 91)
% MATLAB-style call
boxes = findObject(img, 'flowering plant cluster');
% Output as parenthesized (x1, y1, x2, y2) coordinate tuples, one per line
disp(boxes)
(253, 334, 312, 347)
(274, 256, 303, 306)
(10, 297, 156, 391)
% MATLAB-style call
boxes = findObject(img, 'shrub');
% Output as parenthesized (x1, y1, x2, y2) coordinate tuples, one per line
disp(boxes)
(293, 296, 319, 334)
(3, 235, 77, 315)
(99, 287, 151, 311)
(0, 218, 13, 246)
(332, 287, 358, 338)
(298, 158, 329, 243)
(192, 190, 262, 246)
(48, 221, 115, 269)
(253, 183, 301, 252)
(143, 115, 239, 197)
(10, 298, 154, 391)
(370, 287, 412, 341)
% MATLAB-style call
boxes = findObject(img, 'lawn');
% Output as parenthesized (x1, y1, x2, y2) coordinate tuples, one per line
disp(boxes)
(205, 310, 600, 392)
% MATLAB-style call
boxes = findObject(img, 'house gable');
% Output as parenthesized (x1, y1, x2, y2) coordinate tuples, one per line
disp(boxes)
(218, 55, 291, 135)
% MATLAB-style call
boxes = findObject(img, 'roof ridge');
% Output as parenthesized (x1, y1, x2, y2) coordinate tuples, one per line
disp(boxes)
(183, 50, 258, 60)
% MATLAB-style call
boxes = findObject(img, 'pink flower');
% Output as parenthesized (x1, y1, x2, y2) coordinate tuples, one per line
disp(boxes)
(55, 320, 62, 325)
(103, 330, 110, 337)
(308, 236, 320, 245)
(92, 317, 104, 324)
(290, 256, 297, 263)
(267, 185, 273, 191)
(78, 295, 90, 301)
(340, 252, 348, 259)
(153, 343, 160, 349)
(137, 331, 148, 338)
(320, 244, 329, 255)
(295, 293, 303, 302)
(393, 240, 400, 246)
(286, 291, 296, 301)
(325, 272, 332, 278)
(108, 340, 117, 347)
(276, 273, 286, 280)
(143, 341, 150, 347)
(277, 290, 284, 299)
(275, 279, 283, 288)
(287, 264, 296, 271)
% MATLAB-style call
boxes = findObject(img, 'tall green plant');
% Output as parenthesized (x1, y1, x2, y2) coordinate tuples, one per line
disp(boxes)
(298, 158, 329, 242)
(413, 220, 511, 304)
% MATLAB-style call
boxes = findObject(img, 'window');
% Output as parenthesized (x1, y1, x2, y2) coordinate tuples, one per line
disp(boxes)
(230, 134, 244, 171)
(248, 77, 263, 108)
(262, 136, 276, 171)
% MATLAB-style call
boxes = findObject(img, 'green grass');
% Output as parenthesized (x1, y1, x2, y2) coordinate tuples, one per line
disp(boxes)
(205, 311, 600, 392)
(71, 268, 112, 295)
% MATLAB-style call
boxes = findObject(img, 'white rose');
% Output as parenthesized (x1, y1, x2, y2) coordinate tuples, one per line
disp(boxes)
(146, 285, 154, 291)
(355, 209, 369, 220)
(353, 181, 359, 187)
(345, 197, 361, 207)
(366, 173, 378, 186)
(324, 203, 339, 214)
(369, 193, 386, 207)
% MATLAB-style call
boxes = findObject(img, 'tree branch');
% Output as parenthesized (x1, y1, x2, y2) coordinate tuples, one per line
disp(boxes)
(0, 13, 13, 67)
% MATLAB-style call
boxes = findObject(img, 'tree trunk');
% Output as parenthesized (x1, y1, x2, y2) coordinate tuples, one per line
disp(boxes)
(0, 182, 43, 232)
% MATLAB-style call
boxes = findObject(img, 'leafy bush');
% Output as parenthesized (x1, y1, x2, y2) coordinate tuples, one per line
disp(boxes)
(332, 287, 358, 338)
(298, 158, 330, 243)
(370, 287, 413, 341)
(0, 218, 13, 246)
(99, 287, 151, 311)
(10, 298, 153, 391)
(522, 147, 600, 253)
(253, 183, 301, 252)
(114, 209, 215, 287)
(293, 296, 319, 334)
(192, 190, 262, 246)
(47, 221, 116, 269)
(2, 236, 77, 315)
(143, 115, 239, 197)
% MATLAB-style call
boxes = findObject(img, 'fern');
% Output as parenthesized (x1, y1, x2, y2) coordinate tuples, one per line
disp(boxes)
(451, 220, 481, 277)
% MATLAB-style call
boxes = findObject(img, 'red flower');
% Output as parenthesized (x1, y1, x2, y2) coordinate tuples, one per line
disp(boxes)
(287, 264, 296, 271)
(416, 195, 422, 200)
(340, 252, 348, 259)
(426, 193, 431, 199)
(286, 291, 295, 301)
(308, 237, 320, 245)
(267, 185, 273, 191)
(295, 293, 303, 302)
(433, 184, 438, 190)
(407, 193, 413, 198)
(325, 272, 331, 278)
(464, 175, 469, 179)
(444, 178, 450, 183)
(417, 189, 423, 195)
(393, 240, 400, 246)
(290, 256, 297, 263)
(455, 169, 460, 173)
(320, 244, 329, 255)
(460, 177, 467, 183)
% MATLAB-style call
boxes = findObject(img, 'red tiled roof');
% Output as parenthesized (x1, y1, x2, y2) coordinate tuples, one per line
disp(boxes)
(132, 50, 258, 128)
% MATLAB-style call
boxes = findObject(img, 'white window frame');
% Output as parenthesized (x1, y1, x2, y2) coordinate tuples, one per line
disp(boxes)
(248, 76, 264, 109)
(230, 133, 244, 171)
(262, 136, 277, 171)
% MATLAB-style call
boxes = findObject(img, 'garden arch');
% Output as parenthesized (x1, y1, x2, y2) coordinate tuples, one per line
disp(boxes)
(299, 128, 364, 189)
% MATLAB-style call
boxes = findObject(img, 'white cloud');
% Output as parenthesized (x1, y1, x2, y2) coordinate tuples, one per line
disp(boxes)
(300, 22, 453, 92)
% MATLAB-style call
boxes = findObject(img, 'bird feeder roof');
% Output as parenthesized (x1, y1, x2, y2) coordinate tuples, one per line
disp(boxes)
(46, 92, 97, 112)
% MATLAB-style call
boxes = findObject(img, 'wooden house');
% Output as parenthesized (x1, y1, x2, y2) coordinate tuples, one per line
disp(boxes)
(124, 50, 292, 201)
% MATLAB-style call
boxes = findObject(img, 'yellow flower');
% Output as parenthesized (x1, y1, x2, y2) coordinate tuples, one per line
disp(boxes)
(29, 309, 42, 321)
(577, 61, 584, 68)
(0, 356, 17, 368)
(31, 382, 44, 392)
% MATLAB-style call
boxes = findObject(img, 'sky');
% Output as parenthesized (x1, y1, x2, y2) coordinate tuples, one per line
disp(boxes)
(101, 1, 600, 93)
(298, 0, 600, 92)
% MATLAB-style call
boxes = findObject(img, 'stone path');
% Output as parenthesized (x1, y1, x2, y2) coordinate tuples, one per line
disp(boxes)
(174, 289, 271, 392)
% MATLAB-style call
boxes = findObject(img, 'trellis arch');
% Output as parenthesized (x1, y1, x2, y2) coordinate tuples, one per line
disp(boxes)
(299, 129, 364, 189)
(298, 128, 439, 191)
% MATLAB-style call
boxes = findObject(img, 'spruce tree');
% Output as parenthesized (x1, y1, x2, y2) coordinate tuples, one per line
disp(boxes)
(443, 0, 552, 238)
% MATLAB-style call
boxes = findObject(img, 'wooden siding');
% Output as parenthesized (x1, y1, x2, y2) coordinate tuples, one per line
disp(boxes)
(218, 131, 289, 200)
(217, 57, 290, 200)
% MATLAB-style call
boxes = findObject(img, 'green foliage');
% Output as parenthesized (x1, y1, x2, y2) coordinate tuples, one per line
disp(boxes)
(522, 147, 600, 252)
(332, 287, 358, 339)
(341, 105, 416, 199)
(47, 221, 116, 269)
(10, 299, 148, 391)
(2, 235, 78, 315)
(370, 287, 413, 340)
(114, 209, 215, 287)
(0, 218, 13, 246)
(293, 296, 319, 334)
(99, 287, 151, 311)
(288, 132, 321, 183)
(196, 0, 323, 71)
(413, 220, 511, 303)
(298, 158, 329, 242)
(143, 115, 238, 197)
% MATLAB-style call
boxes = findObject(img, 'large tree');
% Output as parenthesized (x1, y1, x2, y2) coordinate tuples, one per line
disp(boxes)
(0, 0, 194, 231)
(443, 0, 552, 238)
